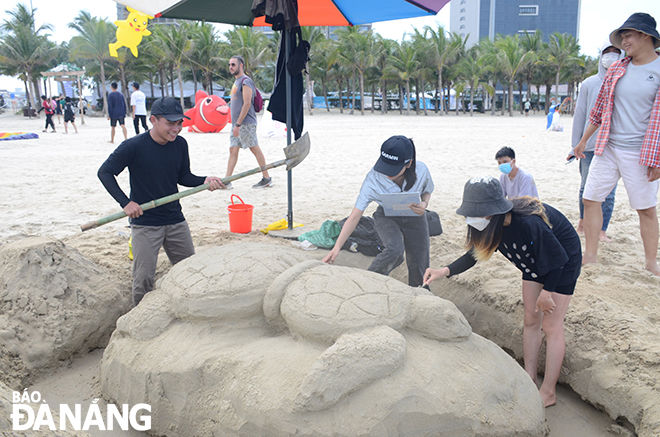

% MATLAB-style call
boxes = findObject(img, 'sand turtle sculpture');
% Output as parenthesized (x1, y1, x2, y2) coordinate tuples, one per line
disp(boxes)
(263, 260, 473, 412)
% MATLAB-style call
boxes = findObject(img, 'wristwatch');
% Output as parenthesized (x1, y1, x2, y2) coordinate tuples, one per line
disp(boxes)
(235, 123, 241, 127)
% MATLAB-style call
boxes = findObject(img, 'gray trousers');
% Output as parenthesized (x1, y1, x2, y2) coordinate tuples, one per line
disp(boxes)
(369, 206, 430, 287)
(131, 221, 195, 306)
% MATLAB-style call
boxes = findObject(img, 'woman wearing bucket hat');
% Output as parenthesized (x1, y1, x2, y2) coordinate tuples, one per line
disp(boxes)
(424, 177, 581, 407)
(322, 135, 434, 287)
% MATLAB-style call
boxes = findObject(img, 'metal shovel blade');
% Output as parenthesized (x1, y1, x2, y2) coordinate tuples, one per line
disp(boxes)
(284, 132, 310, 170)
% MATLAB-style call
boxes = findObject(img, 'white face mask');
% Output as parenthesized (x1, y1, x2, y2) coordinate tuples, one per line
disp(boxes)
(601, 53, 619, 70)
(466, 216, 491, 232)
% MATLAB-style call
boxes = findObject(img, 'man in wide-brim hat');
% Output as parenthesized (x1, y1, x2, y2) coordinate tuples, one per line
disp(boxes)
(573, 12, 660, 277)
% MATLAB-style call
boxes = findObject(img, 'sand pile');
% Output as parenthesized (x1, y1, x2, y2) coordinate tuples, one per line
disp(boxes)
(101, 243, 547, 436)
(0, 237, 131, 388)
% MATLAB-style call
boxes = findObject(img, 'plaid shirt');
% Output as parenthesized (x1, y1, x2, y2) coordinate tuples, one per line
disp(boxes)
(589, 56, 660, 168)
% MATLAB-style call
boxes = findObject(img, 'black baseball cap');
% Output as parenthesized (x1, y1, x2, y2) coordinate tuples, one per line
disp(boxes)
(150, 97, 189, 121)
(373, 136, 414, 177)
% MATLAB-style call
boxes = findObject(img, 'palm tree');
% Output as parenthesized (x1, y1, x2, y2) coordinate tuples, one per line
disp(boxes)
(189, 22, 224, 94)
(491, 34, 530, 117)
(68, 11, 115, 116)
(302, 26, 329, 115)
(424, 24, 454, 115)
(373, 36, 397, 114)
(456, 45, 493, 116)
(336, 28, 376, 116)
(149, 22, 194, 108)
(0, 3, 56, 109)
(546, 32, 582, 100)
(519, 30, 544, 112)
(308, 33, 336, 112)
(388, 42, 419, 116)
(411, 27, 435, 116)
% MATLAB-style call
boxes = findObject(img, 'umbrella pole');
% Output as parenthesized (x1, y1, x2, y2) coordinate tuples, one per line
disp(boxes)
(286, 28, 293, 230)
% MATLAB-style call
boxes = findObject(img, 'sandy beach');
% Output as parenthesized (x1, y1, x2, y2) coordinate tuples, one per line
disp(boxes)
(1, 108, 658, 436)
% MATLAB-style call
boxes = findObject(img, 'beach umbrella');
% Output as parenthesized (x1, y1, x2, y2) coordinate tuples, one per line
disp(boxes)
(113, 1, 449, 27)
(111, 0, 451, 230)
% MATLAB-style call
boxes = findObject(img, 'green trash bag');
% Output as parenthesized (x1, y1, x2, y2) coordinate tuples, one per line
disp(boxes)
(298, 220, 341, 249)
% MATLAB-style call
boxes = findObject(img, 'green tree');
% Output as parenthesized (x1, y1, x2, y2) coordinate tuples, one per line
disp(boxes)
(189, 22, 224, 94)
(456, 45, 493, 116)
(387, 42, 419, 116)
(335, 28, 376, 116)
(491, 34, 530, 117)
(0, 3, 57, 109)
(424, 24, 453, 115)
(302, 26, 329, 115)
(149, 22, 194, 108)
(546, 32, 582, 99)
(68, 11, 115, 116)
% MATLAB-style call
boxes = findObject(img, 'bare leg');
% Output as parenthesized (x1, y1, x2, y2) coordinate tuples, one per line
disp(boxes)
(110, 126, 116, 143)
(72, 122, 78, 133)
(575, 218, 584, 235)
(121, 124, 128, 140)
(522, 281, 543, 385)
(637, 206, 660, 276)
(538, 293, 572, 407)
(63, 122, 68, 134)
(225, 147, 240, 178)
(582, 199, 602, 264)
(249, 146, 270, 178)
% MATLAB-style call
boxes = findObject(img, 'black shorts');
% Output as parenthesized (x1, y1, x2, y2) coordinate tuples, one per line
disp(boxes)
(110, 118, 125, 127)
(64, 114, 75, 123)
(55, 106, 62, 115)
(522, 272, 576, 295)
(524, 109, 529, 113)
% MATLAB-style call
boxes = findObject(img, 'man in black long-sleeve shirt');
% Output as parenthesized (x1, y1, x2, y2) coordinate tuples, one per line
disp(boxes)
(98, 97, 224, 306)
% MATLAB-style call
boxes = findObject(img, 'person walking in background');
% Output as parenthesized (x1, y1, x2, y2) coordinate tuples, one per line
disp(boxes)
(524, 101, 531, 117)
(108, 82, 128, 143)
(424, 177, 580, 407)
(323, 135, 434, 287)
(495, 147, 539, 199)
(37, 95, 56, 133)
(574, 12, 660, 276)
(54, 94, 63, 124)
(62, 97, 78, 134)
(98, 97, 225, 306)
(569, 40, 624, 242)
(130, 82, 148, 135)
(223, 55, 272, 189)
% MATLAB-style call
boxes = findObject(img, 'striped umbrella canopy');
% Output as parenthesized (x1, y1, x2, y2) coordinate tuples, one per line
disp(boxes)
(116, 0, 450, 26)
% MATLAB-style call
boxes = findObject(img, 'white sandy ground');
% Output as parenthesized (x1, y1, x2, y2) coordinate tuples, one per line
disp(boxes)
(1, 107, 658, 436)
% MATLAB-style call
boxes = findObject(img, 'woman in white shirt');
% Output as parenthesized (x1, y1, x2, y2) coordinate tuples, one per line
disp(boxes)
(322, 136, 434, 287)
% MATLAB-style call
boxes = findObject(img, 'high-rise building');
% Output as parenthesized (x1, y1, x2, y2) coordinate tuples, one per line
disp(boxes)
(450, 0, 581, 47)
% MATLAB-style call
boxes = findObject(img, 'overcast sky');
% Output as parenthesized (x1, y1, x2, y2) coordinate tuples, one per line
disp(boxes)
(2, 0, 660, 91)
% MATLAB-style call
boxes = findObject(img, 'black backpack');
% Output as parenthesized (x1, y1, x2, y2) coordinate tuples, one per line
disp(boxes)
(338, 216, 383, 257)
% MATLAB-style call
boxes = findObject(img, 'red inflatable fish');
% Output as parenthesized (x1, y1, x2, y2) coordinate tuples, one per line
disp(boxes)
(183, 90, 230, 133)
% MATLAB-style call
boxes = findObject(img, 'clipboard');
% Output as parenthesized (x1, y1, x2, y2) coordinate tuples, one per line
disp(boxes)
(380, 192, 421, 216)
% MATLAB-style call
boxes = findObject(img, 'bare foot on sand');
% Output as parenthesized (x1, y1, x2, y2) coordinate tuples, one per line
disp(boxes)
(540, 388, 556, 407)
(582, 253, 598, 265)
(107, 141, 114, 144)
(599, 231, 612, 242)
(645, 262, 660, 276)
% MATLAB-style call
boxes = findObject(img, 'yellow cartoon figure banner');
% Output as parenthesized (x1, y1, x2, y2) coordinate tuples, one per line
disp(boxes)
(109, 7, 154, 58)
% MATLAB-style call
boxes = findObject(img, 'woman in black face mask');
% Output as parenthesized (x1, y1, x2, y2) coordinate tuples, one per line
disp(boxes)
(424, 176, 581, 408)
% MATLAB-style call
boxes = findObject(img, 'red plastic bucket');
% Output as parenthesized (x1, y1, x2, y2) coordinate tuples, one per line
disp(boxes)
(227, 194, 254, 233)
